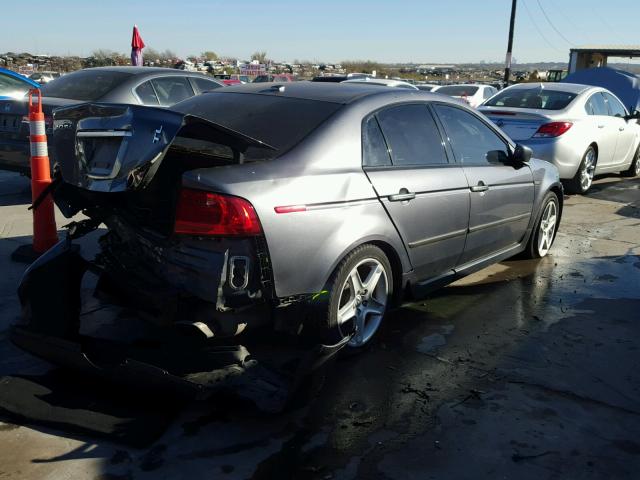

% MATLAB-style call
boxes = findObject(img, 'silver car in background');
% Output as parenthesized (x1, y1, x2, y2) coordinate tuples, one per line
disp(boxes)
(479, 83, 640, 194)
(13, 83, 563, 395)
(341, 77, 419, 90)
(436, 84, 498, 108)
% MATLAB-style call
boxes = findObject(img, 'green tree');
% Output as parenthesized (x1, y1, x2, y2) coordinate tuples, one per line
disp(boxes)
(202, 51, 218, 61)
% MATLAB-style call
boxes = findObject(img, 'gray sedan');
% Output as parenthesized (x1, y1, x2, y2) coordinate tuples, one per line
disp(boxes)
(0, 66, 223, 174)
(13, 83, 563, 393)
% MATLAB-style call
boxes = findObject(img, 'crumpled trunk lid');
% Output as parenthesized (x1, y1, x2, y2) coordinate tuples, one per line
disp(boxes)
(53, 103, 185, 192)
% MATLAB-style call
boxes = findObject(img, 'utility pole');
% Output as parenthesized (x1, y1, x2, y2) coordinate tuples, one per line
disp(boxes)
(504, 0, 517, 86)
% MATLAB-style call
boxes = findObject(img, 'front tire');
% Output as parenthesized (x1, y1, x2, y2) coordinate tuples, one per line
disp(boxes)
(621, 145, 640, 178)
(565, 146, 597, 194)
(523, 191, 560, 259)
(317, 244, 393, 350)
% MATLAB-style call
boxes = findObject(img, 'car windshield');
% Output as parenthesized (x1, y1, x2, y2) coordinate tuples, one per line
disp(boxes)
(41, 70, 132, 101)
(174, 92, 343, 159)
(437, 86, 479, 96)
(484, 88, 577, 110)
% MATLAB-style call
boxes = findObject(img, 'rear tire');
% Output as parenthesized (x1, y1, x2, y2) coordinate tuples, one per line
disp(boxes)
(564, 146, 597, 194)
(621, 145, 640, 178)
(311, 244, 393, 351)
(523, 191, 560, 259)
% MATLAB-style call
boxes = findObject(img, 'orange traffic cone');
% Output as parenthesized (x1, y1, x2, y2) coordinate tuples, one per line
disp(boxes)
(11, 89, 58, 263)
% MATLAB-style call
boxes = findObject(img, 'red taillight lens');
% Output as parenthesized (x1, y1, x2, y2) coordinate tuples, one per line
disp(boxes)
(533, 122, 573, 138)
(174, 188, 262, 236)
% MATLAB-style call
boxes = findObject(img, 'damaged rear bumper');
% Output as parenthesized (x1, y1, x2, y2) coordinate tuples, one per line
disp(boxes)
(12, 239, 348, 412)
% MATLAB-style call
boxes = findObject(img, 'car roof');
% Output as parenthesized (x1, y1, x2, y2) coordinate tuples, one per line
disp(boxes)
(218, 81, 424, 103)
(78, 66, 208, 77)
(437, 83, 486, 89)
(503, 82, 592, 94)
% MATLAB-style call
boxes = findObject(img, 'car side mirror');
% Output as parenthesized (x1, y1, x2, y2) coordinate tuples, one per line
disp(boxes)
(624, 109, 640, 122)
(510, 144, 532, 164)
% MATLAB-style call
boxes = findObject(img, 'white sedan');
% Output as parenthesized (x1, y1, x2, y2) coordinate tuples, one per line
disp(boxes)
(341, 78, 418, 90)
(479, 83, 640, 194)
(435, 84, 498, 108)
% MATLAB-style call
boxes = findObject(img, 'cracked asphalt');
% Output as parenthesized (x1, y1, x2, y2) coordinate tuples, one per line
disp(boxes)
(0, 171, 638, 479)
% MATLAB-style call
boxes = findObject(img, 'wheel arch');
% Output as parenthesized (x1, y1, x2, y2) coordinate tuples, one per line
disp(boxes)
(548, 182, 564, 239)
(321, 236, 409, 307)
(589, 142, 599, 162)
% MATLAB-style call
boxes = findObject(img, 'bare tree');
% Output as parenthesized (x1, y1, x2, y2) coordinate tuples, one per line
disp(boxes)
(251, 51, 268, 64)
(144, 47, 161, 64)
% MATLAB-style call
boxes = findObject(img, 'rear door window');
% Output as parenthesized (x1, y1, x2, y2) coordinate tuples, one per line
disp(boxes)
(434, 104, 509, 165)
(362, 116, 391, 167)
(602, 92, 627, 117)
(151, 77, 195, 106)
(585, 93, 608, 116)
(376, 104, 448, 166)
(135, 81, 159, 105)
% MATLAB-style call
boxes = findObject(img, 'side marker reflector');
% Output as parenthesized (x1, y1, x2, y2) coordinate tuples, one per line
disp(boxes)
(274, 205, 307, 214)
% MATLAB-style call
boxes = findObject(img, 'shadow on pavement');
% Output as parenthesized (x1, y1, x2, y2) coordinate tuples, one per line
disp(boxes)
(0, 369, 185, 449)
(589, 175, 639, 205)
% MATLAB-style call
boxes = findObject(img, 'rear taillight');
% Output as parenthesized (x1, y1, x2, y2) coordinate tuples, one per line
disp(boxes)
(533, 122, 573, 138)
(174, 188, 262, 236)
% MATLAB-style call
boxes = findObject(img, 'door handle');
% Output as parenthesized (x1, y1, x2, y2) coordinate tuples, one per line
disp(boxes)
(470, 181, 489, 193)
(389, 188, 415, 202)
(597, 125, 605, 129)
(619, 127, 625, 131)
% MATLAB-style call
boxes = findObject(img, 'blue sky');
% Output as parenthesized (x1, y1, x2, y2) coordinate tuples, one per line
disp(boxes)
(4, 0, 640, 63)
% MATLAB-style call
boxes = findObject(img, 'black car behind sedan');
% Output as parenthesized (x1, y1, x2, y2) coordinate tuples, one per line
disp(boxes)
(0, 67, 223, 174)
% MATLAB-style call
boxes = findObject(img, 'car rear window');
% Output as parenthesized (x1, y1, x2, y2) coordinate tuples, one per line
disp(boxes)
(484, 88, 577, 110)
(173, 92, 343, 157)
(41, 70, 132, 101)
(0, 73, 31, 97)
(437, 86, 479, 96)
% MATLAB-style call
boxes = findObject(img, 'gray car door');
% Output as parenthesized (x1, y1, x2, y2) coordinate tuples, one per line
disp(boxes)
(363, 103, 470, 281)
(433, 103, 534, 265)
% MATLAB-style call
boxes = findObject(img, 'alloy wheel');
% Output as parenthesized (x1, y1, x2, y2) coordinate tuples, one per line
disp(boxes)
(537, 200, 557, 257)
(580, 149, 596, 191)
(336, 258, 388, 347)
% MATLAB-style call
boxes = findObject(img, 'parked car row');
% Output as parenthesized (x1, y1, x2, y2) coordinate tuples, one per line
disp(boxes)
(2, 65, 639, 194)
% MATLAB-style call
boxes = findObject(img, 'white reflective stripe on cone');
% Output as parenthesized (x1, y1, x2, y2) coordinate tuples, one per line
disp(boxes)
(29, 121, 46, 136)
(30, 142, 48, 157)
